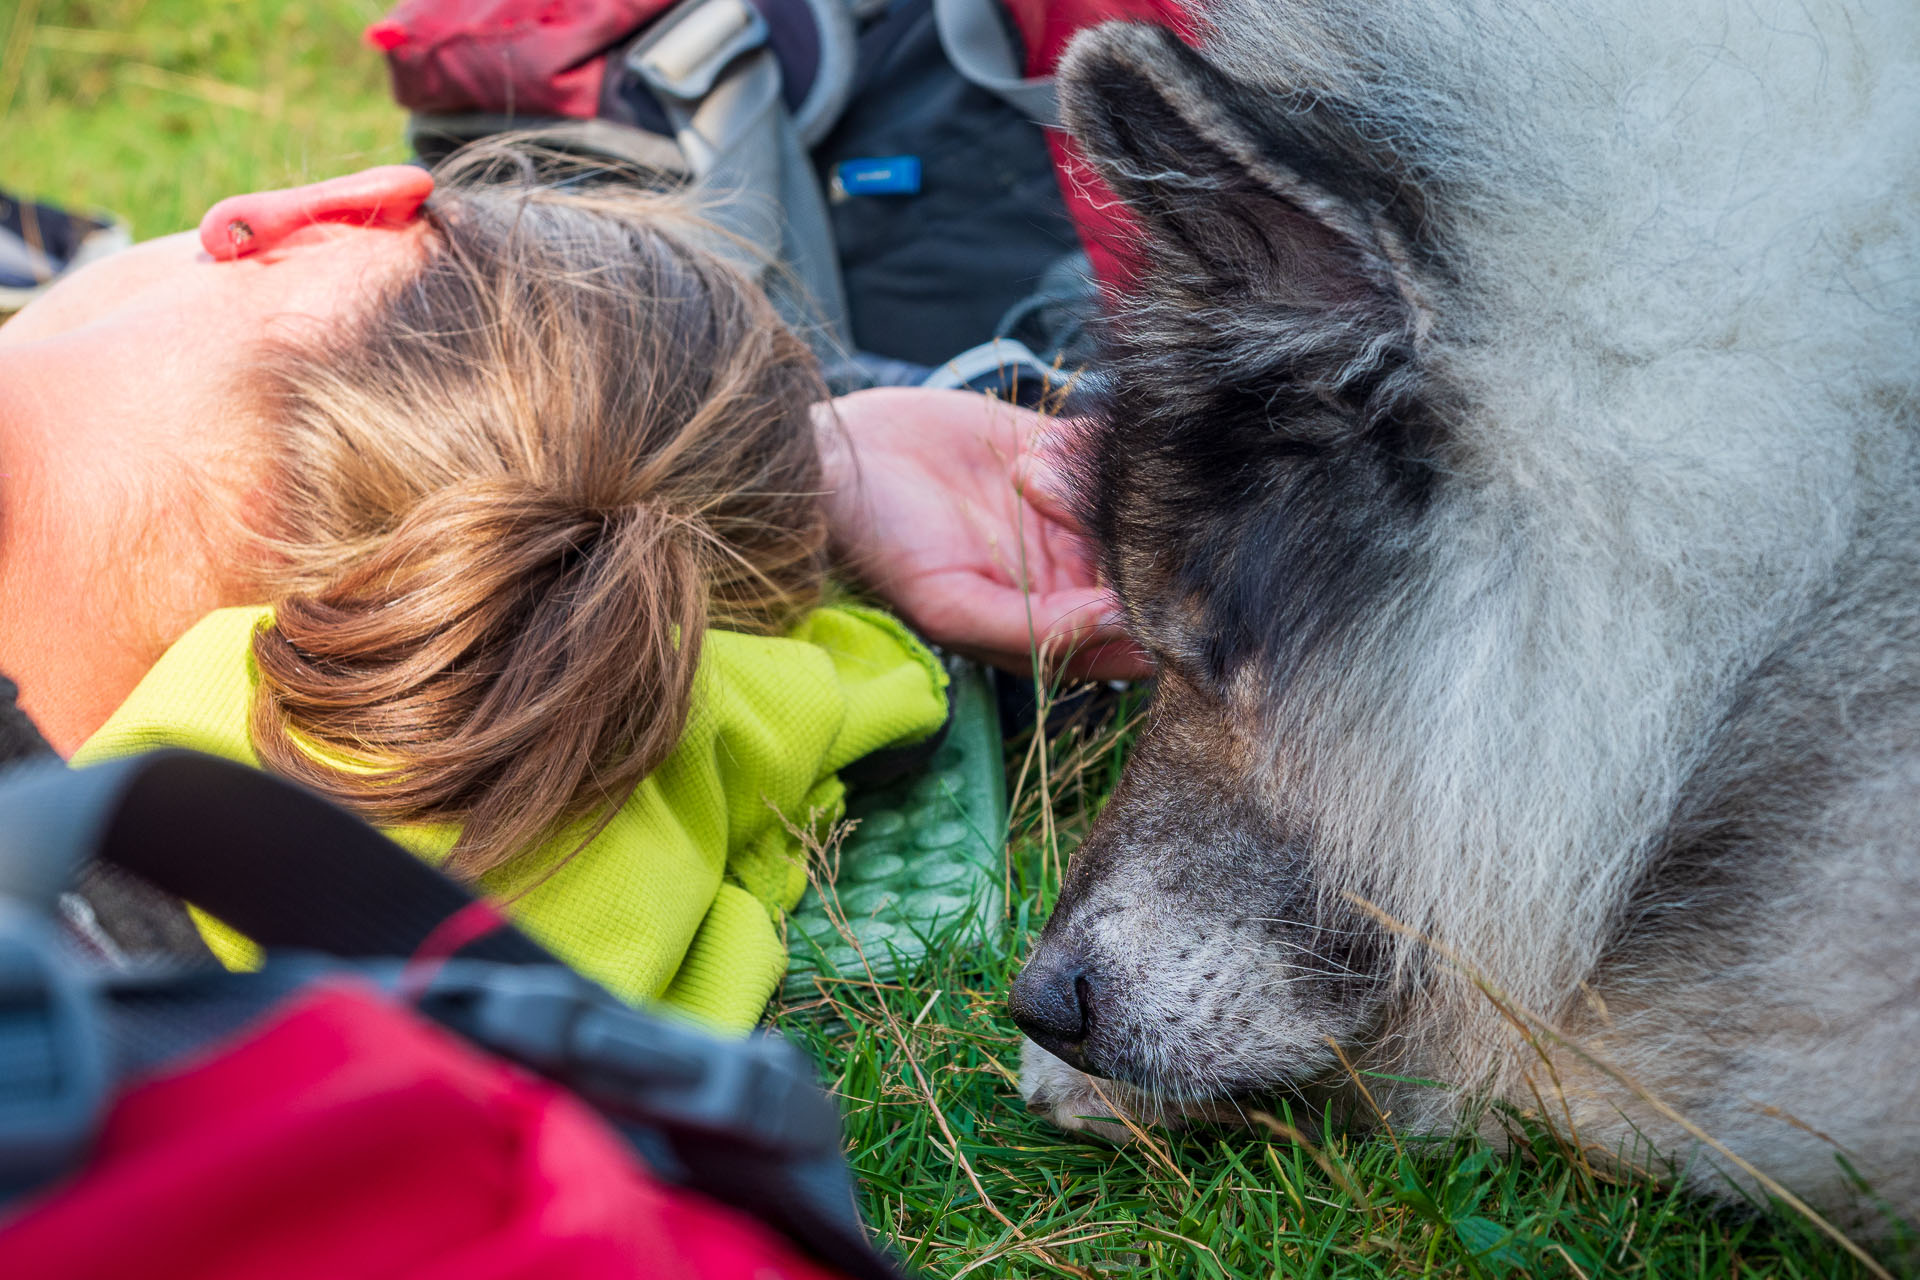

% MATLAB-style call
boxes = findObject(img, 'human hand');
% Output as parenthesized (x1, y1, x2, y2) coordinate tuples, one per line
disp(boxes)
(816, 387, 1153, 683)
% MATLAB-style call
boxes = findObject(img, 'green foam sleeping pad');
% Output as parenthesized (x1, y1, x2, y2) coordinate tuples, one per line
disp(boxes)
(783, 657, 1007, 996)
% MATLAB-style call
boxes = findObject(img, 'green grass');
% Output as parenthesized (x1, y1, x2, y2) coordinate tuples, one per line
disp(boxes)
(2, 0, 405, 238)
(4, 3, 1909, 1276)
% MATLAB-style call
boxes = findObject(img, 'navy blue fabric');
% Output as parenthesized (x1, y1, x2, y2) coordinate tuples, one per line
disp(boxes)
(593, 0, 1081, 368)
(814, 0, 1078, 365)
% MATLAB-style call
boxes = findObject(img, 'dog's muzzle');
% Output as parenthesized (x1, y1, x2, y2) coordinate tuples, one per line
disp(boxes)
(1008, 942, 1095, 1070)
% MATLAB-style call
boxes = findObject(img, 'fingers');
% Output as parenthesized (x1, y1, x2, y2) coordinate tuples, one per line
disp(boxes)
(1057, 637, 1158, 683)
(906, 577, 1154, 684)
(947, 629, 1156, 684)
(1029, 588, 1156, 682)
(1014, 450, 1084, 533)
(1007, 407, 1094, 530)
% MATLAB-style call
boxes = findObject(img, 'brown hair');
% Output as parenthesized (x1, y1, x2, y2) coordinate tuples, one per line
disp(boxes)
(244, 145, 828, 878)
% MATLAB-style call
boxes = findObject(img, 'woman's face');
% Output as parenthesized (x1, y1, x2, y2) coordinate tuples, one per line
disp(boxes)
(0, 166, 434, 753)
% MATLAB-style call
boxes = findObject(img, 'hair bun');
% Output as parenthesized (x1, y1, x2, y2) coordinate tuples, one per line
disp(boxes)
(244, 157, 828, 879)
(254, 475, 707, 878)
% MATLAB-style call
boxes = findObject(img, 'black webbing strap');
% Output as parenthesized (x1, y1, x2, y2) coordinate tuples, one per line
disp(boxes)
(0, 752, 552, 966)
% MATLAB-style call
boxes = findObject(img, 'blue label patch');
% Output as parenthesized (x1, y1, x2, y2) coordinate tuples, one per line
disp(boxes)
(832, 156, 922, 197)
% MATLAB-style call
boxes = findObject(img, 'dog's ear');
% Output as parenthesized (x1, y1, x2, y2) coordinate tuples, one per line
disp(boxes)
(1060, 23, 1427, 326)
(1058, 24, 1450, 692)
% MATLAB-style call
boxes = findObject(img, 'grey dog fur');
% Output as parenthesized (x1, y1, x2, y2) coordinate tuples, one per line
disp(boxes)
(1013, 0, 1920, 1228)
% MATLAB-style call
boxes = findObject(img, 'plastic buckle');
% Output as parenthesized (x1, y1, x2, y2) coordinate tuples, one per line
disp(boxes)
(421, 964, 841, 1160)
(0, 903, 106, 1198)
(626, 0, 771, 104)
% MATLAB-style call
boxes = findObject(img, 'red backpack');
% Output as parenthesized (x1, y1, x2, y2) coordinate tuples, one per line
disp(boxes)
(0, 752, 907, 1280)
(1, 986, 851, 1280)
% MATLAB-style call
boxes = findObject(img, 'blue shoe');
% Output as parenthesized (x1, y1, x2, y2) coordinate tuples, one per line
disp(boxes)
(0, 189, 132, 313)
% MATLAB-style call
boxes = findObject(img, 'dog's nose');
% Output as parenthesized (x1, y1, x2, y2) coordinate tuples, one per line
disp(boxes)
(1009, 944, 1092, 1065)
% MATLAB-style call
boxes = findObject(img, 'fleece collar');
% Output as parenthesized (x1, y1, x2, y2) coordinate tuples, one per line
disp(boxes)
(73, 603, 948, 1028)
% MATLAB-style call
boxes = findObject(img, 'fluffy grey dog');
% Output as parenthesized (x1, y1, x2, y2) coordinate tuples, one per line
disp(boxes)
(1009, 0, 1920, 1225)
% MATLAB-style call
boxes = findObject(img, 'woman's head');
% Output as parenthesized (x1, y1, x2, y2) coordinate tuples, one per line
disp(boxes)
(0, 149, 828, 873)
(247, 146, 828, 876)
(0, 168, 433, 750)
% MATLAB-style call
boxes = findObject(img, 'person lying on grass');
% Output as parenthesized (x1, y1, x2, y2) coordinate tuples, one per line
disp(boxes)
(0, 144, 1148, 1023)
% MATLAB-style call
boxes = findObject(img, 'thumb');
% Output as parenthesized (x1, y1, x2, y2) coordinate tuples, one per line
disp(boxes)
(1015, 452, 1085, 533)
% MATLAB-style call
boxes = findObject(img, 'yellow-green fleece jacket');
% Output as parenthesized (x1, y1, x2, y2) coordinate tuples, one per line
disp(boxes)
(71, 604, 948, 1029)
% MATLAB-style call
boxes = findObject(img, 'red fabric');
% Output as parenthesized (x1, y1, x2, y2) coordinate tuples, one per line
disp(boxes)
(0, 985, 846, 1280)
(1000, 0, 1197, 291)
(999, 0, 1192, 75)
(369, 1, 674, 116)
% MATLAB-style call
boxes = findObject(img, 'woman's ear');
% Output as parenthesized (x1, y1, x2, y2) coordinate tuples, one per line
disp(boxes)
(199, 166, 435, 260)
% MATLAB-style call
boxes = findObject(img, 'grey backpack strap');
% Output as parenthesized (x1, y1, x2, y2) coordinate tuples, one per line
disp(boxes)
(919, 336, 1075, 402)
(932, 0, 1058, 127)
(625, 0, 857, 349)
